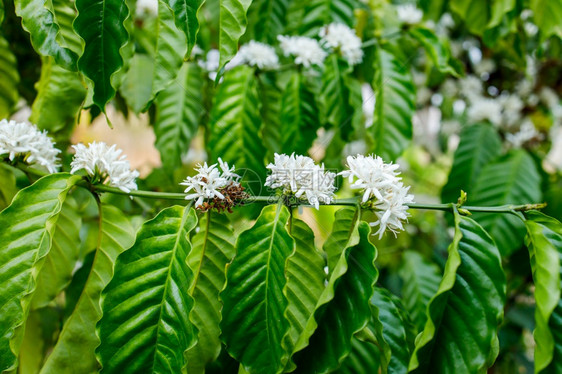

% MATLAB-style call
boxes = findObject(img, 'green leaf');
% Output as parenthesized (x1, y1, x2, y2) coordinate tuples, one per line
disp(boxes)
(449, 0, 489, 36)
(531, 0, 562, 39)
(0, 0, 4, 24)
(299, 0, 360, 35)
(409, 212, 506, 373)
(219, 0, 252, 69)
(398, 251, 441, 331)
(339, 334, 380, 374)
(292, 221, 378, 373)
(29, 57, 86, 140)
(371, 287, 415, 373)
(371, 47, 415, 161)
(323, 207, 359, 273)
(441, 123, 502, 204)
(220, 203, 294, 374)
(257, 73, 282, 157)
(483, 0, 516, 46)
(0, 164, 17, 210)
(470, 150, 542, 255)
(248, 0, 291, 43)
(208, 65, 266, 177)
(523, 211, 562, 373)
(74, 0, 130, 110)
(155, 62, 204, 169)
(0, 173, 81, 372)
(96, 206, 198, 373)
(119, 54, 154, 113)
(185, 211, 236, 373)
(52, 0, 83, 55)
(279, 72, 320, 155)
(13, 0, 78, 70)
(40, 205, 135, 374)
(409, 27, 459, 76)
(162, 0, 204, 56)
(0, 36, 20, 119)
(321, 55, 354, 131)
(31, 196, 81, 309)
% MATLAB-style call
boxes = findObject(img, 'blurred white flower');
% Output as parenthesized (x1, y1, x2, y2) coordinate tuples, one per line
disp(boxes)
(339, 154, 414, 238)
(516, 79, 534, 98)
(237, 41, 279, 69)
(71, 142, 139, 193)
(473, 58, 496, 78)
(277, 35, 327, 67)
(467, 98, 503, 126)
(136, 0, 158, 16)
(539, 87, 560, 110)
(499, 94, 524, 126)
(180, 158, 240, 207)
(396, 4, 423, 25)
(319, 23, 364, 65)
(524, 22, 539, 37)
(198, 49, 220, 80)
(0, 119, 60, 173)
(506, 120, 541, 147)
(265, 153, 336, 209)
(459, 75, 484, 102)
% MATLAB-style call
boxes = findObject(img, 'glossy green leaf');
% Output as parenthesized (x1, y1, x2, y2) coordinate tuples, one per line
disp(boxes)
(321, 55, 354, 131)
(208, 65, 266, 177)
(279, 72, 320, 155)
(0, 164, 17, 210)
(0, 36, 20, 119)
(471, 150, 542, 255)
(371, 47, 415, 161)
(449, 0, 489, 36)
(409, 212, 506, 373)
(96, 206, 198, 373)
(185, 211, 236, 373)
(31, 196, 81, 309)
(52, 0, 82, 55)
(219, 0, 252, 68)
(257, 73, 282, 157)
(531, 0, 562, 39)
(220, 203, 294, 374)
(292, 221, 378, 373)
(409, 27, 459, 76)
(248, 0, 291, 43)
(324, 207, 359, 273)
(155, 62, 204, 169)
(299, 0, 360, 35)
(441, 123, 502, 204)
(13, 0, 78, 70)
(29, 57, 86, 140)
(162, 0, 204, 56)
(523, 211, 562, 373)
(398, 251, 441, 331)
(40, 205, 135, 374)
(0, 173, 81, 372)
(339, 334, 380, 374)
(74, 0, 130, 110)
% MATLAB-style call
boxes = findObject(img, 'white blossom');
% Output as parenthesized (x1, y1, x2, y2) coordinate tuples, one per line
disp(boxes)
(0, 119, 60, 173)
(277, 35, 327, 67)
(237, 41, 279, 69)
(396, 4, 423, 25)
(180, 158, 240, 207)
(473, 58, 496, 78)
(319, 23, 364, 65)
(506, 120, 541, 147)
(70, 142, 139, 193)
(499, 93, 524, 126)
(459, 75, 484, 102)
(136, 0, 158, 16)
(339, 154, 414, 238)
(198, 49, 220, 80)
(265, 153, 336, 209)
(467, 97, 503, 126)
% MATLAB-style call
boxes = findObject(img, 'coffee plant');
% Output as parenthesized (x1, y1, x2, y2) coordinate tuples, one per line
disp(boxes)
(0, 0, 561, 373)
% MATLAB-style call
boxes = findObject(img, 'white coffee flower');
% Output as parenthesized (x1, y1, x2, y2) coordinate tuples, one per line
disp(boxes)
(396, 4, 423, 25)
(319, 23, 364, 65)
(180, 158, 240, 207)
(265, 153, 336, 209)
(459, 75, 484, 102)
(277, 35, 328, 67)
(0, 119, 60, 173)
(70, 142, 139, 193)
(499, 93, 524, 126)
(136, 0, 158, 16)
(467, 98, 503, 126)
(506, 120, 541, 147)
(237, 41, 279, 69)
(339, 154, 414, 238)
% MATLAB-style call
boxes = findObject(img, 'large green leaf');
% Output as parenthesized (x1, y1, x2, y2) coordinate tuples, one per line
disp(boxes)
(409, 212, 506, 373)
(292, 221, 378, 373)
(531, 0, 562, 39)
(96, 206, 198, 373)
(219, 0, 252, 68)
(449, 0, 489, 36)
(74, 0, 130, 110)
(470, 150, 542, 255)
(409, 27, 459, 76)
(162, 0, 204, 56)
(248, 0, 291, 43)
(0, 164, 17, 211)
(339, 334, 380, 374)
(155, 62, 204, 169)
(52, 0, 82, 55)
(185, 211, 236, 373)
(398, 251, 441, 331)
(441, 123, 502, 204)
(119, 54, 154, 114)
(299, 0, 360, 35)
(0, 173, 81, 372)
(0, 36, 20, 119)
(523, 211, 562, 373)
(29, 57, 86, 140)
(31, 196, 81, 309)
(220, 203, 293, 374)
(371, 47, 415, 161)
(321, 55, 354, 132)
(13, 0, 78, 70)
(257, 73, 282, 157)
(279, 72, 320, 155)
(208, 65, 266, 177)
(40, 205, 135, 374)
(323, 207, 359, 273)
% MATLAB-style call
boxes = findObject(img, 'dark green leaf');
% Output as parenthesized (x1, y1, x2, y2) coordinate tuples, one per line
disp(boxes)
(52, 0, 82, 55)
(219, 0, 252, 68)
(162, 0, 204, 56)
(321, 55, 354, 131)
(298, 0, 360, 36)
(257, 73, 282, 157)
(339, 335, 380, 374)
(0, 36, 20, 119)
(248, 0, 291, 43)
(409, 27, 459, 76)
(531, 0, 562, 39)
(449, 0, 489, 36)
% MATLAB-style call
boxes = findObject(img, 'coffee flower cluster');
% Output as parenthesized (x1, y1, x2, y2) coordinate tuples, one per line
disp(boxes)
(319, 23, 364, 65)
(237, 41, 279, 69)
(339, 154, 414, 238)
(70, 142, 139, 193)
(265, 153, 336, 209)
(0, 119, 60, 173)
(277, 35, 328, 67)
